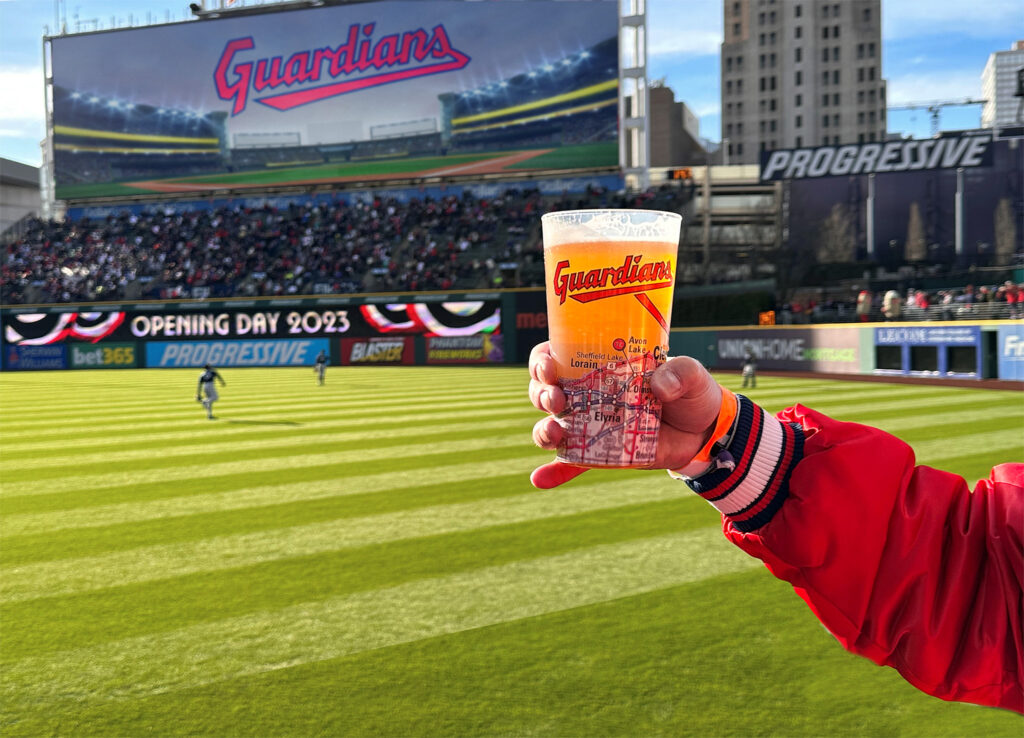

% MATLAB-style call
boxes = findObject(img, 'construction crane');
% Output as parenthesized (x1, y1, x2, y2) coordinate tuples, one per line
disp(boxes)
(887, 98, 987, 136)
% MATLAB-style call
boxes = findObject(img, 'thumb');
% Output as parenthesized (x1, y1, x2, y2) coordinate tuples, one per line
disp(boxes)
(530, 462, 588, 490)
(651, 356, 723, 437)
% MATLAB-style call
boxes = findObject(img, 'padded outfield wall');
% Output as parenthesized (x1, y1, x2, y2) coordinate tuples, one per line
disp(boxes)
(3, 289, 1022, 381)
(670, 322, 1024, 381)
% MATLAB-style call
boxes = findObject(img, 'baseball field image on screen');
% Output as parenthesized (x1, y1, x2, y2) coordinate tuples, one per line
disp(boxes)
(48, 0, 620, 200)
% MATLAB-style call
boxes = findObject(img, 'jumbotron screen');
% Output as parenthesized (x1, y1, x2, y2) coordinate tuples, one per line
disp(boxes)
(48, 0, 620, 201)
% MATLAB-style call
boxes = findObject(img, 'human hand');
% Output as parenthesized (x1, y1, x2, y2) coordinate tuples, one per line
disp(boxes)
(528, 342, 724, 489)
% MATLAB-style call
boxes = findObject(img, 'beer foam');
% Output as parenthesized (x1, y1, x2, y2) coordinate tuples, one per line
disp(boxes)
(542, 209, 681, 244)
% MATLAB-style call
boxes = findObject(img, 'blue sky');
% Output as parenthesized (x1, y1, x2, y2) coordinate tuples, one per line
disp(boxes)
(0, 0, 1021, 167)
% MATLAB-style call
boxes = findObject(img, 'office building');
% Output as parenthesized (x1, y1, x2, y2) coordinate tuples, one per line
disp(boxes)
(720, 0, 887, 164)
(981, 41, 1024, 129)
(649, 85, 708, 166)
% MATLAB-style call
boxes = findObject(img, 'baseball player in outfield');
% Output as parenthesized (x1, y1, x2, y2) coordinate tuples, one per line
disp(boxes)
(196, 364, 226, 419)
(314, 350, 328, 385)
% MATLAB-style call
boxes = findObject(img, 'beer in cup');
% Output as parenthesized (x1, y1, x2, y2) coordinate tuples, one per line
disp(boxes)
(541, 209, 681, 468)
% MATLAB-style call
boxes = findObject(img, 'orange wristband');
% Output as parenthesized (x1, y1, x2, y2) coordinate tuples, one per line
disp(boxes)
(693, 388, 738, 463)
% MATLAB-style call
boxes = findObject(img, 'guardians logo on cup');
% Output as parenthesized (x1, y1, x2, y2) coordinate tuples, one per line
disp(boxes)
(551, 255, 673, 305)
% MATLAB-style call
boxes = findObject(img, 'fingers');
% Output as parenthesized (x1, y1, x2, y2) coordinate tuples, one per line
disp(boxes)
(530, 462, 588, 490)
(528, 341, 557, 384)
(528, 343, 565, 414)
(528, 378, 566, 414)
(532, 415, 564, 449)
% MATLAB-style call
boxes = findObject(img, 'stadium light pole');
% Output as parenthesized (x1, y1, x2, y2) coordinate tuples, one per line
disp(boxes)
(955, 167, 964, 258)
(866, 173, 875, 258)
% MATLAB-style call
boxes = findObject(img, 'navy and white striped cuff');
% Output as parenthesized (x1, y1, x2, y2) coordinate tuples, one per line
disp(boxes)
(670, 395, 804, 532)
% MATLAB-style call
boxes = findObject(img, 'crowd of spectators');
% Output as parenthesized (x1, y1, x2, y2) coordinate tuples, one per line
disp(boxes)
(0, 184, 695, 305)
(3, 183, 1020, 322)
(778, 282, 1024, 324)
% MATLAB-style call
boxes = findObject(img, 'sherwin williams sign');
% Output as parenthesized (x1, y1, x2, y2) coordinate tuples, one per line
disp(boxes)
(4, 345, 67, 371)
(146, 339, 328, 367)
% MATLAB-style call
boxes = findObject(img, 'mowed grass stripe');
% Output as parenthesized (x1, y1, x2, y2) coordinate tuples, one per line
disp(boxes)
(0, 432, 534, 497)
(0, 477, 691, 602)
(0, 414, 539, 474)
(0, 392, 530, 437)
(0, 497, 720, 659)
(0, 529, 759, 712)
(0, 404, 538, 456)
(0, 454, 548, 529)
(5, 386, 529, 423)
(763, 390, 1010, 420)
(0, 443, 546, 516)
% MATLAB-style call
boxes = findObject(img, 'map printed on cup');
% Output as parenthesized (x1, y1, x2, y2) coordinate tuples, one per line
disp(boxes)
(541, 209, 682, 468)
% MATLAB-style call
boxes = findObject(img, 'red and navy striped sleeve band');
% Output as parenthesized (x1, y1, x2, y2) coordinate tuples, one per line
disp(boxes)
(670, 395, 805, 532)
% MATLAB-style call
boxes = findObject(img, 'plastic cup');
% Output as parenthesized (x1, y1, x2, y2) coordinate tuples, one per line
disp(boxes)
(541, 208, 682, 468)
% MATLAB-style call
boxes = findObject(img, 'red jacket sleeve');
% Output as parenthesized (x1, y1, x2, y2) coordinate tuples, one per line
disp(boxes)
(680, 396, 1024, 713)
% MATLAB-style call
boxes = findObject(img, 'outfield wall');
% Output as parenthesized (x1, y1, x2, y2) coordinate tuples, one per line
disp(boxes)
(2, 291, 1021, 380)
(671, 322, 1024, 381)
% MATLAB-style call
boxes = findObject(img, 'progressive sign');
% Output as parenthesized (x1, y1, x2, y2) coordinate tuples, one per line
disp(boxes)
(760, 133, 993, 181)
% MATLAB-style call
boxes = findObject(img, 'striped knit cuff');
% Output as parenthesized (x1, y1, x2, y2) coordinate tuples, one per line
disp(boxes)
(678, 395, 805, 532)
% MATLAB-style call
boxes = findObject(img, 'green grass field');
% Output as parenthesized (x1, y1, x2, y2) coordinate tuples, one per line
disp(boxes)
(1, 367, 1021, 737)
(53, 141, 620, 200)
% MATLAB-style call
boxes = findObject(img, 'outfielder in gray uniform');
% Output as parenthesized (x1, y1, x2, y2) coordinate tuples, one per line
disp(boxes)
(314, 350, 328, 386)
(196, 364, 226, 419)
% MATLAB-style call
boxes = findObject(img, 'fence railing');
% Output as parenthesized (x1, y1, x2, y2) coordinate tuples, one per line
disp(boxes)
(780, 301, 1022, 324)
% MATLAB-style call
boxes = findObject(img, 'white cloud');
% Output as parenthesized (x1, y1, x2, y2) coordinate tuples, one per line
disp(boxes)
(0, 65, 46, 124)
(884, 0, 1024, 39)
(885, 69, 984, 106)
(647, 0, 722, 58)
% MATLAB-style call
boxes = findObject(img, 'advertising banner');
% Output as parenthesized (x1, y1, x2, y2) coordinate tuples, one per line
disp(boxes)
(513, 290, 549, 364)
(760, 133, 993, 181)
(874, 325, 982, 346)
(2, 300, 501, 344)
(716, 327, 862, 373)
(341, 336, 414, 365)
(997, 324, 1024, 381)
(68, 342, 138, 369)
(49, 0, 619, 200)
(5, 345, 68, 371)
(425, 334, 503, 364)
(145, 339, 328, 367)
(874, 325, 982, 376)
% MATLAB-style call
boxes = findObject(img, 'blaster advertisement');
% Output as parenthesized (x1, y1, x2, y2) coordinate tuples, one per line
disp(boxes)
(341, 336, 414, 365)
(49, 0, 619, 200)
(2, 300, 501, 345)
